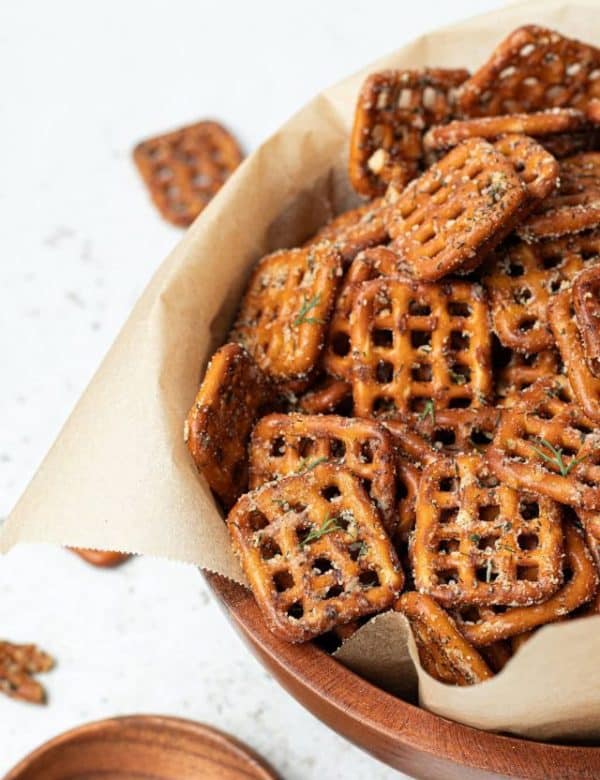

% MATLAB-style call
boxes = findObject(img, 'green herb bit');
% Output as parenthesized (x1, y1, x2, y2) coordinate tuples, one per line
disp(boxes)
(530, 438, 588, 477)
(300, 516, 342, 548)
(295, 456, 328, 474)
(469, 533, 481, 544)
(419, 399, 435, 424)
(293, 294, 324, 327)
(349, 540, 368, 558)
(449, 369, 467, 385)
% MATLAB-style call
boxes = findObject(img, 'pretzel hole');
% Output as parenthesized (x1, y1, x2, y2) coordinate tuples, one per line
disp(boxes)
(360, 440, 375, 464)
(448, 397, 472, 409)
(478, 473, 499, 488)
(438, 538, 460, 554)
(459, 606, 481, 623)
(409, 301, 431, 315)
(542, 253, 562, 270)
(409, 397, 430, 413)
(313, 557, 333, 573)
(261, 539, 282, 560)
(373, 396, 396, 414)
(287, 602, 304, 619)
(432, 429, 455, 447)
(396, 477, 408, 501)
(411, 362, 432, 382)
(274, 570, 294, 592)
(531, 405, 553, 420)
(437, 568, 459, 585)
(349, 542, 366, 561)
(479, 505, 500, 522)
(411, 331, 432, 349)
(296, 525, 311, 544)
(450, 331, 470, 350)
(572, 421, 594, 437)
(519, 501, 539, 520)
(448, 302, 471, 317)
(331, 331, 351, 357)
(325, 584, 344, 599)
(451, 364, 471, 384)
(506, 262, 524, 277)
(519, 317, 536, 332)
(359, 569, 380, 588)
(373, 329, 394, 348)
(517, 564, 539, 582)
(471, 428, 494, 447)
(476, 565, 498, 583)
(192, 172, 212, 189)
(440, 507, 458, 524)
(513, 288, 532, 304)
(248, 510, 269, 531)
(376, 360, 394, 383)
(518, 533, 539, 551)
(321, 485, 342, 502)
(360, 478, 372, 498)
(439, 477, 458, 492)
(477, 535, 498, 551)
(298, 437, 316, 457)
(270, 436, 286, 457)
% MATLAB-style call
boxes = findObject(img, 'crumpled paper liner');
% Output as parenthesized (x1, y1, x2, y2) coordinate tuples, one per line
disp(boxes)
(4, 0, 600, 742)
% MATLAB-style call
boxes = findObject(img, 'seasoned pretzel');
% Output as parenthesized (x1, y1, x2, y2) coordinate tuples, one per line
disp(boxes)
(227, 464, 404, 642)
(323, 247, 399, 380)
(455, 523, 598, 645)
(519, 153, 600, 241)
(386, 138, 528, 280)
(71, 549, 129, 567)
(483, 231, 600, 353)
(350, 277, 492, 418)
(395, 592, 493, 685)
(185, 343, 273, 509)
(487, 376, 600, 509)
(480, 640, 513, 673)
(412, 453, 563, 607)
(298, 377, 352, 415)
(549, 284, 600, 423)
(305, 199, 391, 264)
(456, 25, 600, 117)
(349, 68, 469, 197)
(424, 108, 587, 151)
(413, 408, 500, 456)
(133, 120, 243, 227)
(577, 508, 600, 569)
(494, 346, 562, 404)
(249, 413, 398, 533)
(572, 263, 600, 367)
(493, 134, 559, 201)
(230, 243, 342, 384)
(0, 641, 54, 704)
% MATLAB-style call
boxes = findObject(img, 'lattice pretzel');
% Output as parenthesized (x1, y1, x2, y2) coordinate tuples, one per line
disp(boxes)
(0, 641, 54, 704)
(487, 376, 600, 509)
(412, 453, 563, 607)
(349, 68, 469, 197)
(298, 377, 352, 415)
(350, 277, 492, 418)
(386, 138, 528, 280)
(493, 134, 559, 201)
(483, 231, 600, 353)
(185, 343, 273, 509)
(455, 522, 598, 646)
(230, 243, 342, 384)
(227, 463, 404, 642)
(494, 347, 562, 404)
(456, 25, 600, 117)
(133, 120, 243, 227)
(573, 263, 600, 367)
(395, 592, 493, 685)
(413, 408, 500, 456)
(249, 413, 398, 533)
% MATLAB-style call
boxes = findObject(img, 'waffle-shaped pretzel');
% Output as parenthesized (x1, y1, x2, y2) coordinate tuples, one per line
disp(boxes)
(424, 108, 586, 152)
(71, 549, 129, 567)
(549, 285, 600, 423)
(493, 134, 559, 201)
(227, 464, 404, 642)
(456, 25, 600, 117)
(455, 523, 598, 645)
(395, 592, 493, 685)
(386, 138, 528, 280)
(412, 454, 563, 607)
(0, 641, 54, 704)
(413, 408, 500, 456)
(484, 231, 600, 352)
(305, 199, 391, 264)
(230, 244, 342, 384)
(577, 508, 600, 569)
(487, 376, 600, 509)
(298, 378, 352, 415)
(323, 247, 400, 380)
(495, 347, 562, 404)
(249, 413, 397, 533)
(350, 277, 492, 417)
(349, 68, 469, 197)
(519, 153, 600, 241)
(185, 343, 273, 509)
(572, 263, 600, 367)
(133, 120, 243, 227)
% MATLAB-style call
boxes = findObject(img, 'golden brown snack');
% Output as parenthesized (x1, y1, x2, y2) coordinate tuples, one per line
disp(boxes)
(493, 134, 559, 201)
(227, 464, 404, 642)
(71, 549, 129, 567)
(230, 243, 342, 385)
(412, 453, 563, 607)
(185, 343, 273, 509)
(249, 413, 398, 533)
(455, 523, 598, 646)
(298, 377, 352, 415)
(0, 641, 54, 705)
(395, 592, 493, 685)
(349, 276, 492, 417)
(487, 376, 600, 510)
(495, 348, 562, 404)
(480, 640, 513, 673)
(133, 120, 243, 227)
(349, 68, 469, 197)
(456, 25, 600, 117)
(572, 262, 600, 367)
(412, 408, 500, 456)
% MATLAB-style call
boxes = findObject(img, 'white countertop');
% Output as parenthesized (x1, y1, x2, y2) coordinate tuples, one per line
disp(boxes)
(1, 1, 503, 776)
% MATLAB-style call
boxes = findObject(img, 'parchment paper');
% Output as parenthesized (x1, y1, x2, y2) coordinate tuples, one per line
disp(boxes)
(4, 0, 600, 741)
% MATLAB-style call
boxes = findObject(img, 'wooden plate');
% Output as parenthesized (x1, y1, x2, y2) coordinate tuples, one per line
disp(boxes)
(206, 573, 600, 780)
(4, 715, 279, 780)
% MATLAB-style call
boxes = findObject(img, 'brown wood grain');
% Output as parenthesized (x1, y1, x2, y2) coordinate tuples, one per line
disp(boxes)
(206, 572, 600, 780)
(5, 715, 279, 780)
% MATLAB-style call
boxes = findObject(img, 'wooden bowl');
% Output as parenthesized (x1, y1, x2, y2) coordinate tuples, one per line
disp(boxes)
(4, 715, 278, 780)
(206, 573, 600, 780)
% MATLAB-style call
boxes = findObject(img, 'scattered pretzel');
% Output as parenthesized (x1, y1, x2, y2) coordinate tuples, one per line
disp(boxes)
(456, 25, 600, 117)
(493, 134, 559, 201)
(298, 377, 352, 415)
(495, 347, 562, 404)
(396, 592, 493, 685)
(572, 263, 600, 368)
(227, 463, 403, 642)
(0, 641, 54, 705)
(412, 408, 500, 456)
(230, 243, 342, 385)
(71, 549, 129, 567)
(249, 413, 398, 533)
(133, 120, 243, 227)
(349, 276, 492, 417)
(186, 343, 273, 509)
(349, 68, 469, 197)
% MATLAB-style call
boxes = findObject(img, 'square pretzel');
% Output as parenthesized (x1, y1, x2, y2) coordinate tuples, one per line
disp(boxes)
(487, 376, 600, 509)
(249, 413, 398, 533)
(230, 243, 342, 384)
(412, 453, 563, 607)
(412, 408, 500, 456)
(456, 25, 600, 117)
(185, 343, 273, 509)
(386, 138, 528, 280)
(349, 277, 492, 418)
(133, 120, 243, 227)
(494, 347, 562, 405)
(349, 68, 469, 197)
(483, 230, 600, 353)
(227, 463, 404, 642)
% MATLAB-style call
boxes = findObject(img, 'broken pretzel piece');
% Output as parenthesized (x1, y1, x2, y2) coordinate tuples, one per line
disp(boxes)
(0, 641, 55, 705)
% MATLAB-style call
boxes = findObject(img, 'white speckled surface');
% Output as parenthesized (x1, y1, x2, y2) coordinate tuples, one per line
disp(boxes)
(0, 1, 503, 776)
